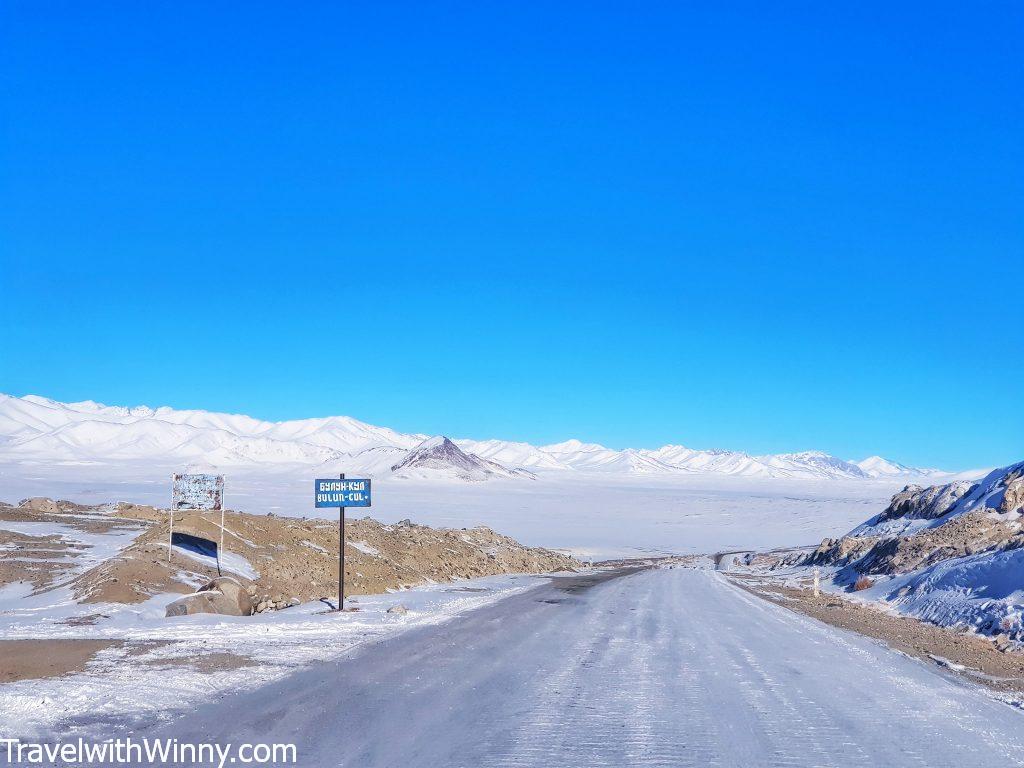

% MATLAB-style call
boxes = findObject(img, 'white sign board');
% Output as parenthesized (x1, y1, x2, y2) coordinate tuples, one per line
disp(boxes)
(171, 473, 224, 511)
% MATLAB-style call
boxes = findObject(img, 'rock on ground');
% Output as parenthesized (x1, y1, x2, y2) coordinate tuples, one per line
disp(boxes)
(166, 577, 253, 617)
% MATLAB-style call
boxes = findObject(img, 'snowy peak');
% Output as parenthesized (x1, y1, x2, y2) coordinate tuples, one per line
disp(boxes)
(762, 452, 869, 480)
(853, 455, 944, 478)
(539, 440, 665, 474)
(454, 438, 568, 470)
(541, 439, 611, 455)
(855, 456, 911, 477)
(412, 436, 450, 452)
(639, 446, 872, 480)
(542, 440, 906, 479)
(390, 436, 531, 481)
(643, 445, 765, 476)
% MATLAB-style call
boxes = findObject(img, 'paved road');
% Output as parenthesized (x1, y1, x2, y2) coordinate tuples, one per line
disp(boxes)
(138, 567, 1024, 767)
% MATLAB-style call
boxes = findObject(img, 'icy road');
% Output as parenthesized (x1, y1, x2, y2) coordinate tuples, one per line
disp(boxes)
(143, 567, 1024, 767)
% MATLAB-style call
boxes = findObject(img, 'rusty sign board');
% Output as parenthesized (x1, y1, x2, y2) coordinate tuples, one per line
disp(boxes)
(171, 473, 224, 511)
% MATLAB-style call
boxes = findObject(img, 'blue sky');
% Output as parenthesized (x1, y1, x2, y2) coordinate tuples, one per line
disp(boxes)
(1, 2, 1021, 470)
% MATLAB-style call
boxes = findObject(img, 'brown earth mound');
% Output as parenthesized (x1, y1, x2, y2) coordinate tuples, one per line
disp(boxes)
(0, 499, 578, 611)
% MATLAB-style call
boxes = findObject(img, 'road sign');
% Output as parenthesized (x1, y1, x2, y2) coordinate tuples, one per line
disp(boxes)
(314, 478, 372, 508)
(316, 475, 371, 612)
(169, 473, 227, 574)
(171, 473, 224, 511)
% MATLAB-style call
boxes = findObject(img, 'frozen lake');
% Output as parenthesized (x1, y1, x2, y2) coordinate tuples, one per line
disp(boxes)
(0, 461, 906, 558)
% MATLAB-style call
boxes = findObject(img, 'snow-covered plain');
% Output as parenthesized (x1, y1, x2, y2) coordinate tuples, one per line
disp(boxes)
(0, 461, 907, 559)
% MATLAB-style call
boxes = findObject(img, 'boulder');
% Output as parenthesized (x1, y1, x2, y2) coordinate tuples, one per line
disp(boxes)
(165, 576, 253, 618)
(204, 576, 252, 609)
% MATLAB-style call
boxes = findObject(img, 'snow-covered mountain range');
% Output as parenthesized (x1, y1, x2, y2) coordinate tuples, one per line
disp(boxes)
(0, 394, 949, 482)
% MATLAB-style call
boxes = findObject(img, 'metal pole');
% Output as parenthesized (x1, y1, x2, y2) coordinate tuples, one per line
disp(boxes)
(338, 472, 345, 611)
(218, 494, 225, 577)
(168, 474, 174, 563)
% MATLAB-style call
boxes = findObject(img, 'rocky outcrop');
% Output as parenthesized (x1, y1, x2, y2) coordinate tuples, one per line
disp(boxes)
(999, 468, 1024, 514)
(855, 511, 1023, 575)
(805, 536, 878, 567)
(873, 481, 975, 525)
(807, 511, 1024, 577)
(805, 465, 1024, 577)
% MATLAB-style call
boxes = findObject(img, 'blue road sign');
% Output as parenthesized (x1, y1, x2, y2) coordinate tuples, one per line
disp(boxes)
(314, 478, 372, 508)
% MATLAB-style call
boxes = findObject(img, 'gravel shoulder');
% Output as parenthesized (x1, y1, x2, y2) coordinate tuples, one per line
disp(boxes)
(731, 572, 1024, 697)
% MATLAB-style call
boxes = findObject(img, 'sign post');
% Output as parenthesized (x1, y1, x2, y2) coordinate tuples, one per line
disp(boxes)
(170, 474, 226, 572)
(314, 475, 372, 611)
(339, 473, 345, 613)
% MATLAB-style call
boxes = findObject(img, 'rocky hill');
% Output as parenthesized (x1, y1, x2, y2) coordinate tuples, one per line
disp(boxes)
(802, 461, 1024, 639)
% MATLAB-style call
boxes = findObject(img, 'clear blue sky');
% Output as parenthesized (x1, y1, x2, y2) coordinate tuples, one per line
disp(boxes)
(1, 2, 1021, 470)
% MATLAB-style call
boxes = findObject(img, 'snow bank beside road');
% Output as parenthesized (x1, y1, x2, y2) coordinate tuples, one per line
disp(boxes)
(0, 572, 550, 738)
(861, 548, 1024, 638)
